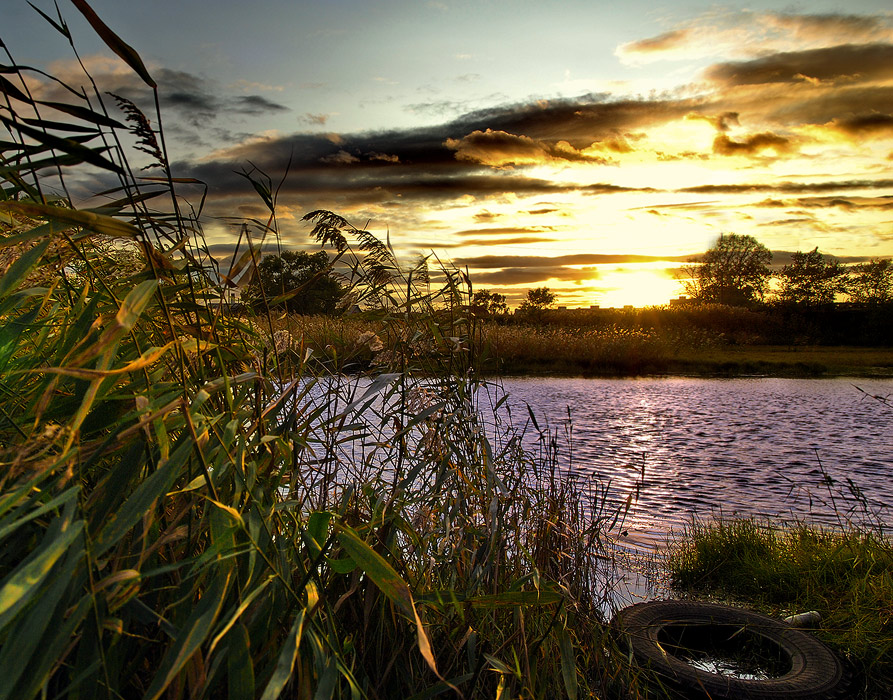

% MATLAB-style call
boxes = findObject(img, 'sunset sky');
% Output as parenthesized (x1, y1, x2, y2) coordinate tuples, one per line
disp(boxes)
(6, 0, 893, 306)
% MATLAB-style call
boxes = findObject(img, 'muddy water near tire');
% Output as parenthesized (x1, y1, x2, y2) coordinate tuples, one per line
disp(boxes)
(484, 377, 893, 552)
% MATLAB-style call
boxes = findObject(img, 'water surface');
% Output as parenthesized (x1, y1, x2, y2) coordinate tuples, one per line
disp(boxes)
(485, 377, 892, 550)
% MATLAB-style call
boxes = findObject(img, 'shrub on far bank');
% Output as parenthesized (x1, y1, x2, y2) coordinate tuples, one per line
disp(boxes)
(497, 303, 893, 347)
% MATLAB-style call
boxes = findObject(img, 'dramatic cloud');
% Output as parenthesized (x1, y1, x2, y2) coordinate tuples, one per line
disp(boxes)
(616, 29, 693, 57)
(452, 227, 556, 237)
(704, 44, 893, 87)
(299, 113, 331, 126)
(755, 196, 893, 210)
(761, 13, 893, 44)
(679, 179, 893, 195)
(27, 60, 289, 137)
(618, 11, 893, 63)
(467, 267, 602, 285)
(824, 113, 893, 138)
(712, 131, 795, 156)
(455, 253, 693, 269)
(445, 129, 613, 166)
(431, 236, 558, 248)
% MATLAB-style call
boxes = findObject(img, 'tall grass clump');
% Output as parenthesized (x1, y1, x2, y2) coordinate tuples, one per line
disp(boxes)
(0, 5, 641, 699)
(669, 518, 893, 698)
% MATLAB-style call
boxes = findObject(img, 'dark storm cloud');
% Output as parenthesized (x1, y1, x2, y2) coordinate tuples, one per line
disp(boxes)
(405, 99, 476, 117)
(712, 131, 794, 156)
(173, 102, 657, 203)
(455, 253, 693, 269)
(469, 266, 600, 285)
(112, 68, 289, 125)
(758, 85, 893, 129)
(679, 179, 893, 194)
(461, 96, 695, 148)
(35, 65, 290, 132)
(183, 92, 697, 179)
(826, 113, 893, 137)
(704, 43, 893, 86)
(232, 95, 289, 116)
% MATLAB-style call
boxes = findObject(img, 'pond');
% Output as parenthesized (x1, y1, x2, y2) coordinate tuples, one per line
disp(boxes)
(482, 377, 893, 552)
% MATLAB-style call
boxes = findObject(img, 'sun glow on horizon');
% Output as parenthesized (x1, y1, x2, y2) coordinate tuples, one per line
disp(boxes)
(592, 267, 685, 308)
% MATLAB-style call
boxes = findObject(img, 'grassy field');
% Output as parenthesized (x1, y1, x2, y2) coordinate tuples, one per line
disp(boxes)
(272, 315, 893, 378)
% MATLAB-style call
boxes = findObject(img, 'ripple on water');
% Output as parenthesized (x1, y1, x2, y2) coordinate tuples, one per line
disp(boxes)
(488, 377, 893, 550)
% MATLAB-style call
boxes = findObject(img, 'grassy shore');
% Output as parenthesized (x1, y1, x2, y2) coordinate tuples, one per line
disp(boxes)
(273, 315, 893, 378)
(668, 518, 893, 699)
(662, 344, 893, 378)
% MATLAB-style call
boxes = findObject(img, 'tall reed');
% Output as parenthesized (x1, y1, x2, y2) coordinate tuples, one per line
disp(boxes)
(0, 4, 638, 699)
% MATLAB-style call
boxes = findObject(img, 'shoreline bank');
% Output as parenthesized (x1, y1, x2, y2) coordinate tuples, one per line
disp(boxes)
(481, 345, 893, 379)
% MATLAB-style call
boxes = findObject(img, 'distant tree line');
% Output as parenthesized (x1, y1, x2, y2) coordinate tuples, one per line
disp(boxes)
(681, 233, 893, 307)
(241, 237, 891, 327)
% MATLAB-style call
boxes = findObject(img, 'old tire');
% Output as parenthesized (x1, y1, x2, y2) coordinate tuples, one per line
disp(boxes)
(613, 600, 848, 699)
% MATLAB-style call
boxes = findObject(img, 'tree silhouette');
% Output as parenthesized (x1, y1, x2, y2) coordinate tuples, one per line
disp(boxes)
(246, 250, 345, 314)
(848, 258, 893, 305)
(470, 289, 508, 317)
(519, 287, 556, 312)
(776, 248, 847, 307)
(682, 233, 772, 306)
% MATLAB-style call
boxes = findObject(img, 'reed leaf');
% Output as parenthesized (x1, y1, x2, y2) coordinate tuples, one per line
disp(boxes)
(142, 570, 232, 700)
(0, 201, 140, 239)
(70, 0, 156, 88)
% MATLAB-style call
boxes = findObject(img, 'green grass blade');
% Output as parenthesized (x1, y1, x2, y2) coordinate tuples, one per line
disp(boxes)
(0, 201, 140, 239)
(259, 608, 306, 700)
(0, 486, 78, 543)
(0, 238, 49, 300)
(557, 626, 578, 700)
(69, 0, 156, 88)
(0, 544, 82, 700)
(0, 519, 84, 629)
(93, 437, 190, 558)
(227, 623, 255, 700)
(142, 570, 232, 700)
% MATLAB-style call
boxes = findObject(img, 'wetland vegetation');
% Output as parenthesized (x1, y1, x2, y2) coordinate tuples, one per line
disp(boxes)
(1, 4, 891, 699)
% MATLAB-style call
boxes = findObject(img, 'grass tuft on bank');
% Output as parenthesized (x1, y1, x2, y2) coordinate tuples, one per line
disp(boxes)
(668, 518, 893, 699)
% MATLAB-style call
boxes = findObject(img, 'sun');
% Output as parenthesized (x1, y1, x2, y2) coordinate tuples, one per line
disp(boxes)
(595, 267, 684, 308)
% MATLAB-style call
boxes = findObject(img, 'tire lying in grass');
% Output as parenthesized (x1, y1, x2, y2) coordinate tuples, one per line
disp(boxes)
(613, 600, 848, 699)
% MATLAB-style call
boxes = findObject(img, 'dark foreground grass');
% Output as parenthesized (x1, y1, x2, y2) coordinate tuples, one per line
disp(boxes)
(668, 518, 893, 699)
(0, 6, 660, 699)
